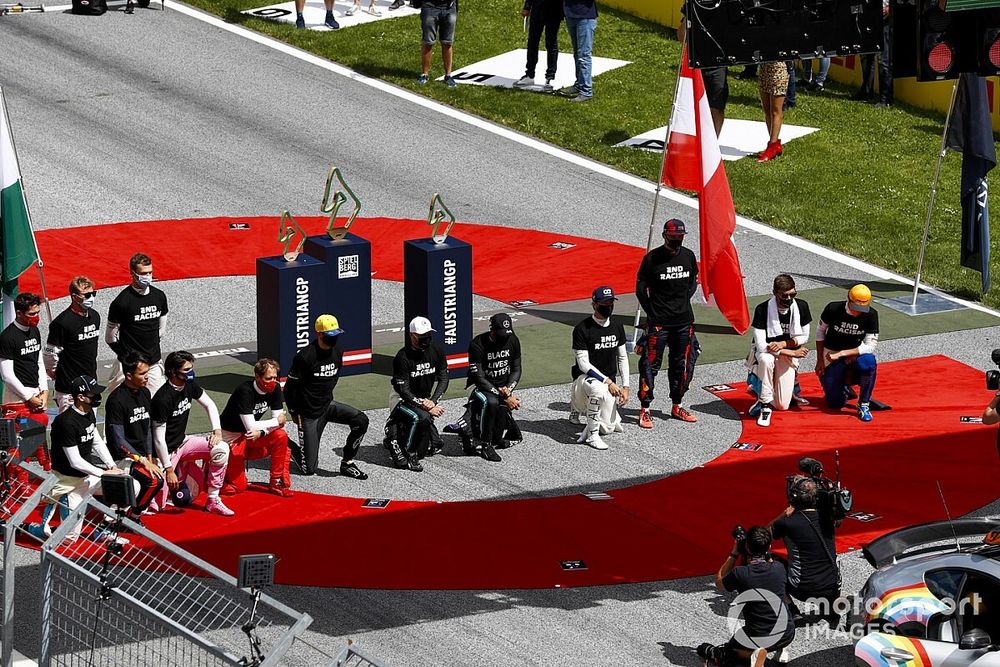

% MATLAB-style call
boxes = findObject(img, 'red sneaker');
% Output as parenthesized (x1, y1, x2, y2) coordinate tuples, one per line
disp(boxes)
(671, 405, 698, 423)
(638, 409, 654, 429)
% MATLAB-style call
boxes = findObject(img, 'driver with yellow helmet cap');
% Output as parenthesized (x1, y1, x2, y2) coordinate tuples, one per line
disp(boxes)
(815, 284, 879, 422)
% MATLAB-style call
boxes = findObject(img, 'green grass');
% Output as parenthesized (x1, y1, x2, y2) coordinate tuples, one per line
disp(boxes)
(190, 0, 1000, 307)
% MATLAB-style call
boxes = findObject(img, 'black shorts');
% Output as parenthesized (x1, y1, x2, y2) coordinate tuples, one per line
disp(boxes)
(701, 66, 729, 112)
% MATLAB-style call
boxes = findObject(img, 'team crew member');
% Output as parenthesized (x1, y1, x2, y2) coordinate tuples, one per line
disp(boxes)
(150, 351, 234, 516)
(463, 313, 523, 463)
(106, 253, 169, 394)
(219, 358, 293, 497)
(635, 218, 700, 428)
(748, 274, 812, 427)
(0, 292, 50, 469)
(570, 286, 630, 450)
(385, 316, 449, 472)
(45, 277, 101, 413)
(104, 352, 166, 514)
(815, 284, 879, 422)
(46, 375, 125, 543)
(285, 315, 369, 481)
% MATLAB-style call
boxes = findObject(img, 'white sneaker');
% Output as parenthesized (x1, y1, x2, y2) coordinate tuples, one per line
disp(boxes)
(585, 433, 609, 450)
(364, 4, 381, 15)
(346, 5, 357, 14)
(757, 405, 772, 427)
(513, 76, 534, 88)
(543, 78, 553, 92)
(777, 647, 790, 664)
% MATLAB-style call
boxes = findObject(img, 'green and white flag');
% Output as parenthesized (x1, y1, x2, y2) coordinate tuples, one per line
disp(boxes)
(0, 87, 40, 326)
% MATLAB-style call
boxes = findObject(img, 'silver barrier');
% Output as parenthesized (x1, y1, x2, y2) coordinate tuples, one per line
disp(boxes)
(37, 493, 312, 666)
(332, 640, 388, 667)
(0, 462, 55, 667)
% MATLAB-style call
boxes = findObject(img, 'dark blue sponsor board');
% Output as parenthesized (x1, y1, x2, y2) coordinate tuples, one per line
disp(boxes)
(304, 233, 373, 376)
(256, 254, 334, 376)
(403, 237, 472, 379)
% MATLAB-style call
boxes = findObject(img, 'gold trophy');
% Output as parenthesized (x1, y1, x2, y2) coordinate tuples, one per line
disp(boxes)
(321, 166, 362, 241)
(278, 210, 307, 261)
(427, 193, 455, 244)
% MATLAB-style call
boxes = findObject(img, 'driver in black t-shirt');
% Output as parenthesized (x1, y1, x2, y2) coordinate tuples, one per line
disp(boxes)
(815, 284, 879, 423)
(284, 314, 370, 481)
(0, 291, 50, 469)
(45, 276, 101, 414)
(570, 286, 630, 451)
(771, 477, 843, 628)
(106, 253, 169, 395)
(698, 526, 795, 666)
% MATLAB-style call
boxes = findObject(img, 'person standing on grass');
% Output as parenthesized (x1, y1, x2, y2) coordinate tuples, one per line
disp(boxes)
(560, 0, 596, 102)
(416, 0, 458, 88)
(757, 61, 788, 162)
(677, 3, 726, 136)
(293, 0, 339, 30)
(513, 0, 564, 92)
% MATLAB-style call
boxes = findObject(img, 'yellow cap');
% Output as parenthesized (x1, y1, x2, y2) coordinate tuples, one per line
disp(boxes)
(315, 314, 343, 334)
(848, 284, 872, 312)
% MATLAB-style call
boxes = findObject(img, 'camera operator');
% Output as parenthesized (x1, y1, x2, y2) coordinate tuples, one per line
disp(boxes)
(982, 351, 1000, 429)
(697, 526, 795, 666)
(770, 476, 842, 627)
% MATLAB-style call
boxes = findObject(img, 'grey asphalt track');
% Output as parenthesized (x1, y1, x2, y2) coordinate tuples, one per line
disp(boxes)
(4, 5, 1000, 666)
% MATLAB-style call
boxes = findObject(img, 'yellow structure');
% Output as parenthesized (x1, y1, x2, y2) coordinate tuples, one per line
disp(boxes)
(604, 0, 1000, 130)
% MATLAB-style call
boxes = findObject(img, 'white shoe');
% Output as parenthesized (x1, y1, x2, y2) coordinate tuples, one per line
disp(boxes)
(346, 5, 357, 14)
(585, 433, 609, 450)
(757, 405, 772, 427)
(513, 76, 534, 88)
(543, 78, 553, 91)
(569, 410, 586, 425)
(612, 421, 624, 433)
(777, 647, 790, 664)
(364, 4, 381, 15)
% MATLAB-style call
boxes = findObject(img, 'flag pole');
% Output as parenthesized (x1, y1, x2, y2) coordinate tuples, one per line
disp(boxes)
(630, 44, 687, 350)
(0, 85, 53, 323)
(910, 79, 959, 308)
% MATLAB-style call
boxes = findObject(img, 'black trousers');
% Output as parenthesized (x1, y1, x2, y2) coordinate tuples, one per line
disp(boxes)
(524, 3, 563, 80)
(295, 401, 369, 469)
(468, 389, 522, 445)
(637, 323, 700, 407)
(388, 402, 443, 456)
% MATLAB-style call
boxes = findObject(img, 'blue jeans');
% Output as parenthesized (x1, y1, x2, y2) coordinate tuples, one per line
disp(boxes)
(802, 57, 830, 84)
(564, 17, 596, 97)
(821, 355, 877, 409)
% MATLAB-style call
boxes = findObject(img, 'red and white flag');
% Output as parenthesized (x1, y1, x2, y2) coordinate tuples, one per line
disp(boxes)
(662, 48, 749, 334)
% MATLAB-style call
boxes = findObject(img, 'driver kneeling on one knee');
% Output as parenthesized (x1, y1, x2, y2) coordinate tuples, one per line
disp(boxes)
(815, 285, 879, 423)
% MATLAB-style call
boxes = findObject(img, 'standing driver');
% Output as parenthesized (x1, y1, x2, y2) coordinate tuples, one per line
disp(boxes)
(635, 218, 700, 428)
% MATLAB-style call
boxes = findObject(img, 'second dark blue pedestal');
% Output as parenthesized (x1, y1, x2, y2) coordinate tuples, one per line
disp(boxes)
(403, 237, 472, 379)
(304, 233, 373, 377)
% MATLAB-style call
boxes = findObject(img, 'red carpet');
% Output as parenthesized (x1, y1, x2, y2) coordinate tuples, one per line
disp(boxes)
(138, 355, 1000, 590)
(22, 217, 644, 305)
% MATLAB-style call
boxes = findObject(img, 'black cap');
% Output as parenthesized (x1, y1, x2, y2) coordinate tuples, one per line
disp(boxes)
(489, 313, 514, 335)
(663, 218, 687, 235)
(69, 375, 104, 396)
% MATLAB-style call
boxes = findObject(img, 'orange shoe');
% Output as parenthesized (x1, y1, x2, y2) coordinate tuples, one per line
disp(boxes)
(671, 405, 698, 423)
(638, 408, 654, 429)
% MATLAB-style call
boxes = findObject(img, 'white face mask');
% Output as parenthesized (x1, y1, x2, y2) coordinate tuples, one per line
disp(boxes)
(133, 272, 153, 287)
(80, 296, 95, 310)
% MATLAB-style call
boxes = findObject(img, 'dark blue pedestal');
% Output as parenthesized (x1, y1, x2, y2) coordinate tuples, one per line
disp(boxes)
(303, 233, 373, 377)
(403, 237, 472, 378)
(256, 254, 332, 376)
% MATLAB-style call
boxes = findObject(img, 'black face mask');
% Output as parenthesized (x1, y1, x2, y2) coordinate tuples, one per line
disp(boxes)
(86, 394, 102, 409)
(492, 331, 511, 344)
(596, 304, 614, 318)
(417, 335, 433, 350)
(777, 297, 793, 308)
(666, 239, 683, 252)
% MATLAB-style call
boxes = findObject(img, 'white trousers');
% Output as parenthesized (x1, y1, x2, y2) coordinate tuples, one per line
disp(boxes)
(570, 375, 621, 436)
(756, 352, 800, 410)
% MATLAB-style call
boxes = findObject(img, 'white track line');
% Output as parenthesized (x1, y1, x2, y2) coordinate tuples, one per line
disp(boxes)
(142, 1, 1000, 319)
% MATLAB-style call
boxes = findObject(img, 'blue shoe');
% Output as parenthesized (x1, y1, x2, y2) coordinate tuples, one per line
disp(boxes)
(858, 403, 873, 422)
(295, 14, 305, 28)
(417, 73, 429, 85)
(444, 75, 457, 88)
(324, 12, 340, 28)
(748, 401, 763, 418)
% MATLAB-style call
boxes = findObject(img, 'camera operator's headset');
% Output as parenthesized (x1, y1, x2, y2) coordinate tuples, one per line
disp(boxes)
(788, 476, 812, 509)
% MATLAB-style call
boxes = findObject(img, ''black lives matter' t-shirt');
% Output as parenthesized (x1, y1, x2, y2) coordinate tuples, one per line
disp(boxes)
(220, 380, 283, 433)
(721, 560, 795, 642)
(0, 323, 42, 389)
(284, 340, 342, 419)
(467, 332, 522, 393)
(772, 510, 840, 592)
(104, 385, 152, 460)
(50, 407, 100, 478)
(47, 307, 101, 393)
(107, 286, 169, 363)
(571, 317, 626, 383)
(819, 301, 879, 352)
(151, 381, 205, 452)
(751, 299, 813, 344)
(636, 245, 699, 326)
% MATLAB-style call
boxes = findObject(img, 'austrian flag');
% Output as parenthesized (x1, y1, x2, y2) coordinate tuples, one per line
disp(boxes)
(662, 49, 749, 334)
